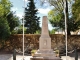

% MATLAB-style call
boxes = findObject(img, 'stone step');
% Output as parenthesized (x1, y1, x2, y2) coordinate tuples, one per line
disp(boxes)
(30, 57, 62, 60)
(34, 53, 56, 57)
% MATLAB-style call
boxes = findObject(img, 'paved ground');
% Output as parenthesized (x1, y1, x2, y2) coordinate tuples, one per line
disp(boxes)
(0, 54, 32, 60)
(0, 54, 80, 60)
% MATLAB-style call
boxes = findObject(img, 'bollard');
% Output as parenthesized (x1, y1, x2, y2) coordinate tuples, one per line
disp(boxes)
(13, 49, 16, 60)
(75, 48, 78, 60)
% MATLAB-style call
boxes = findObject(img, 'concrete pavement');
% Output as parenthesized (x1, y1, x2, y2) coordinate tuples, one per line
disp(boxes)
(0, 54, 80, 60)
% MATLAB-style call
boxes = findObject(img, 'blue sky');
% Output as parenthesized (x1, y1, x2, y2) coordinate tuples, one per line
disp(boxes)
(10, 0, 53, 30)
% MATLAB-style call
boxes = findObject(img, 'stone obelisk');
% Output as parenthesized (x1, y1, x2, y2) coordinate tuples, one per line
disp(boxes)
(30, 16, 61, 60)
(39, 16, 51, 50)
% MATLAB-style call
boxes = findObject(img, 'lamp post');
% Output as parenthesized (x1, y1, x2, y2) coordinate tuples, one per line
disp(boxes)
(23, 0, 25, 60)
(64, 0, 68, 60)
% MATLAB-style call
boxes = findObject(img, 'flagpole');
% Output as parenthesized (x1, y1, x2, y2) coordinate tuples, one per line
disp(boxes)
(64, 0, 67, 60)
(23, 0, 25, 60)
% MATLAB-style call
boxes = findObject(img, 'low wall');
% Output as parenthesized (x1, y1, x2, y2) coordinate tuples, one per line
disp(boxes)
(0, 34, 80, 52)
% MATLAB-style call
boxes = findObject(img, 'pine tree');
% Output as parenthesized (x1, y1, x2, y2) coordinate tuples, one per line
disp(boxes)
(24, 0, 40, 34)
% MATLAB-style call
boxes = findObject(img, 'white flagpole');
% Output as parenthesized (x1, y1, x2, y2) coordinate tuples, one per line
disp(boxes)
(64, 0, 67, 60)
(23, 0, 25, 60)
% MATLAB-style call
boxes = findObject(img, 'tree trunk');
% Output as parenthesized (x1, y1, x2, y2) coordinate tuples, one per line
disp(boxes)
(67, 29, 71, 35)
(67, 25, 71, 35)
(66, 0, 70, 35)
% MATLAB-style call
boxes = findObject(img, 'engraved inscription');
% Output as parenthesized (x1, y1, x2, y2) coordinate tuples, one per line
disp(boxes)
(44, 40, 47, 46)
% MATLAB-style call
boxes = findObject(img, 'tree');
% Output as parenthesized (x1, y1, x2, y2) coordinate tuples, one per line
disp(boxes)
(17, 25, 26, 34)
(35, 28, 41, 34)
(0, 17, 10, 39)
(24, 0, 40, 34)
(49, 29, 56, 34)
(0, 0, 20, 50)
(72, 0, 80, 25)
(0, 0, 19, 33)
(45, 0, 78, 35)
(0, 4, 4, 17)
(0, 0, 11, 39)
(0, 0, 12, 17)
(48, 9, 64, 29)
(0, 0, 20, 39)
(6, 11, 20, 33)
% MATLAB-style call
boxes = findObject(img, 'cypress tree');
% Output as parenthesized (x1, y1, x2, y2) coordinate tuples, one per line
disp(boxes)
(24, 0, 40, 34)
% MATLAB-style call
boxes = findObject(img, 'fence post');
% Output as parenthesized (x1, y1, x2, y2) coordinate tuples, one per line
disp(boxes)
(13, 49, 16, 60)
(75, 48, 78, 60)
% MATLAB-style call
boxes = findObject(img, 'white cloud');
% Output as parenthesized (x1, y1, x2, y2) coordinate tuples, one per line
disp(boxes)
(16, 14, 23, 19)
(25, 0, 28, 2)
(11, 7, 18, 12)
(23, 0, 28, 2)
(38, 8, 50, 15)
(16, 12, 23, 19)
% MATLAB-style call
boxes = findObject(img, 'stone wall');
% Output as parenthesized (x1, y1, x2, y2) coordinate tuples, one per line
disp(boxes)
(0, 34, 80, 52)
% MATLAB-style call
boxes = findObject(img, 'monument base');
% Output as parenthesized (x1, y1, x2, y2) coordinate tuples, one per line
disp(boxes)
(30, 49, 61, 60)
(33, 49, 56, 57)
(30, 57, 62, 60)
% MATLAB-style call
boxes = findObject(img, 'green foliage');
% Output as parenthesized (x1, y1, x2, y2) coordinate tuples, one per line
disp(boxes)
(11, 30, 18, 34)
(31, 49, 37, 53)
(0, 0, 12, 16)
(48, 10, 64, 29)
(0, 17, 10, 39)
(6, 11, 20, 33)
(0, 0, 12, 39)
(0, 4, 4, 16)
(17, 25, 26, 34)
(0, 0, 20, 40)
(48, 0, 67, 33)
(67, 0, 80, 32)
(49, 29, 56, 34)
(72, 0, 80, 22)
(35, 29, 41, 34)
(24, 0, 40, 34)
(48, 0, 64, 12)
(48, 0, 80, 35)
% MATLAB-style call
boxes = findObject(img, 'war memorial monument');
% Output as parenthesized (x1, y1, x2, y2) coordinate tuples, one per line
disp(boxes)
(30, 16, 61, 60)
